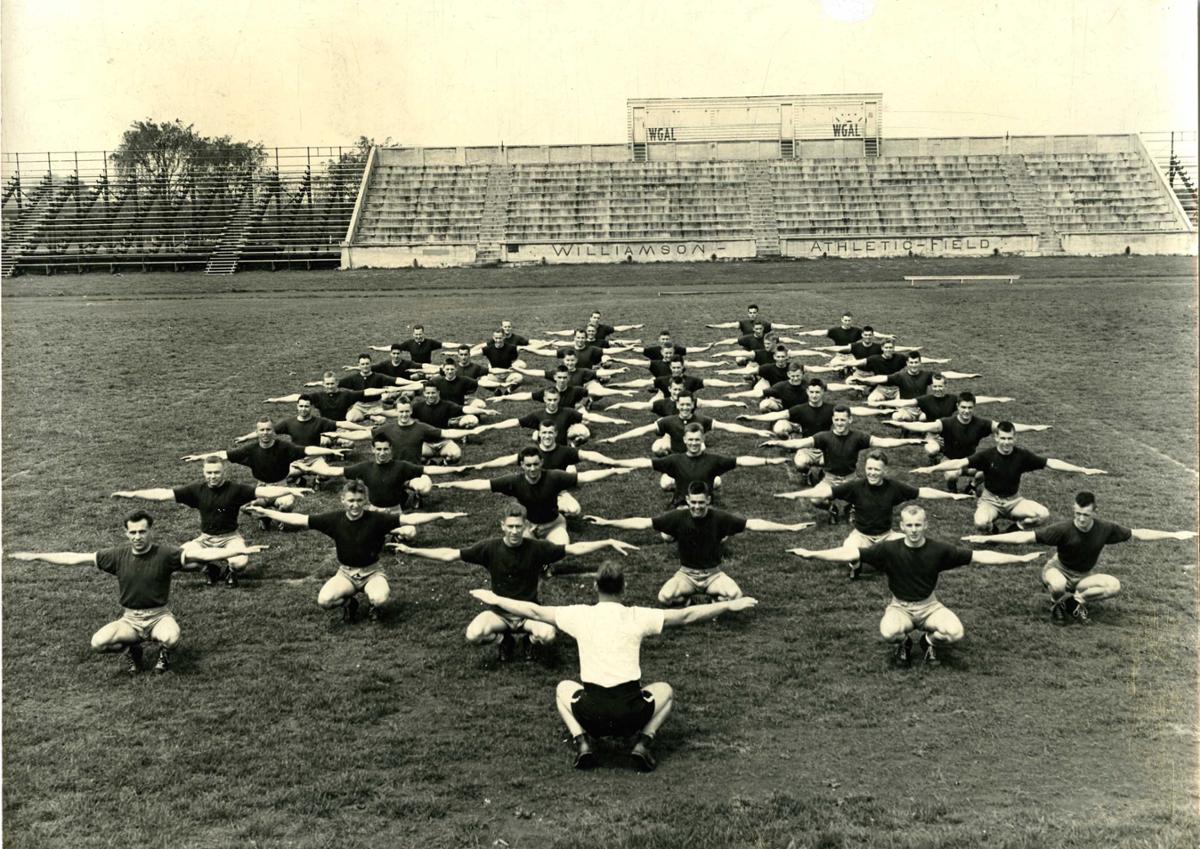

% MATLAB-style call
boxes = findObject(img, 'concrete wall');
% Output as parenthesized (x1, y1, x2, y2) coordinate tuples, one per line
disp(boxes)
(1060, 231, 1198, 256)
(341, 244, 478, 269)
(375, 134, 1140, 165)
(782, 234, 1039, 258)
(502, 240, 757, 264)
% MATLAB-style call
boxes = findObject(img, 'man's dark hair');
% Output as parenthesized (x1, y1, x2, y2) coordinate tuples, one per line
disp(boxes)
(372, 434, 392, 447)
(358, 353, 371, 362)
(595, 562, 625, 596)
(390, 343, 404, 352)
(124, 510, 154, 528)
(518, 446, 542, 464)
(413, 324, 425, 332)
(341, 480, 369, 497)
(907, 351, 921, 361)
(832, 404, 851, 415)
(538, 418, 557, 430)
(686, 481, 711, 497)
(930, 373, 945, 382)
(865, 450, 888, 466)
(862, 325, 874, 333)
(298, 393, 316, 404)
(957, 391, 977, 405)
(807, 378, 826, 389)
(748, 303, 759, 311)
(996, 420, 1016, 435)
(1075, 491, 1097, 509)
(683, 422, 706, 435)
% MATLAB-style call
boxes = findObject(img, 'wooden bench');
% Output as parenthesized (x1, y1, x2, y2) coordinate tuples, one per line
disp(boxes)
(904, 274, 1020, 287)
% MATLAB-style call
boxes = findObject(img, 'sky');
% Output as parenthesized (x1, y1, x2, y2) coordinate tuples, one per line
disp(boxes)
(1, 0, 1196, 153)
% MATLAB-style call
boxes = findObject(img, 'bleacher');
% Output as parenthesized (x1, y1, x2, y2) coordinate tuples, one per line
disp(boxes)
(770, 155, 1028, 237)
(505, 162, 755, 242)
(1, 147, 364, 277)
(1024, 151, 1183, 232)
(354, 165, 490, 244)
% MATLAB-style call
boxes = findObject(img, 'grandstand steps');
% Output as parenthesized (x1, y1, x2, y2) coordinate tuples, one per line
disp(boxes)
(2, 180, 76, 277)
(475, 165, 512, 266)
(1001, 155, 1063, 256)
(745, 162, 781, 258)
(204, 176, 272, 274)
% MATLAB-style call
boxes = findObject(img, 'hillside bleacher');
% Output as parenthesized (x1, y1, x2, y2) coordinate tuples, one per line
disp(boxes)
(1, 147, 364, 276)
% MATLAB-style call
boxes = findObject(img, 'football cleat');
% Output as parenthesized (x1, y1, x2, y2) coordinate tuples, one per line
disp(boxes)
(1072, 601, 1092, 624)
(572, 734, 598, 770)
(630, 735, 657, 772)
(125, 643, 143, 675)
(497, 632, 516, 662)
(920, 635, 939, 664)
(896, 636, 913, 666)
(153, 648, 170, 674)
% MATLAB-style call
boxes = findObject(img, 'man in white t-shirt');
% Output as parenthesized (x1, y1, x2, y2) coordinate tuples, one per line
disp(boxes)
(469, 562, 757, 772)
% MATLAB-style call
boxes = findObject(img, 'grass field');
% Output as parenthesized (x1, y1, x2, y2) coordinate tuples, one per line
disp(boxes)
(2, 256, 1197, 849)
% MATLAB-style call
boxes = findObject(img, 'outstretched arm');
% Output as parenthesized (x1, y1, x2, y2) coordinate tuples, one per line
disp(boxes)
(868, 435, 926, 449)
(1131, 529, 1198, 542)
(775, 482, 832, 500)
(915, 487, 972, 502)
(596, 422, 658, 444)
(759, 436, 815, 450)
(736, 410, 788, 422)
(111, 488, 177, 502)
(576, 448, 632, 466)
(911, 458, 969, 475)
(745, 518, 815, 532)
(394, 543, 464, 562)
(788, 545, 860, 563)
(970, 550, 1042, 565)
(432, 478, 495, 492)
(468, 589, 558, 626)
(1012, 422, 1052, 433)
(181, 450, 228, 462)
(1045, 458, 1107, 476)
(581, 411, 629, 425)
(583, 515, 655, 531)
(735, 455, 789, 469)
(265, 393, 302, 404)
(254, 485, 312, 500)
(9, 551, 97, 566)
(713, 421, 775, 438)
(182, 540, 269, 564)
(576, 467, 635, 485)
(662, 596, 757, 626)
(961, 530, 1037, 545)
(243, 505, 311, 529)
(563, 539, 640, 558)
(884, 419, 943, 433)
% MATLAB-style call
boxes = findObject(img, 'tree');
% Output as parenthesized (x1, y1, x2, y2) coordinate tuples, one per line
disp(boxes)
(109, 120, 265, 192)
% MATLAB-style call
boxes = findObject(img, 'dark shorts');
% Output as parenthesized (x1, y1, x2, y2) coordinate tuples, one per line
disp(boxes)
(572, 680, 654, 738)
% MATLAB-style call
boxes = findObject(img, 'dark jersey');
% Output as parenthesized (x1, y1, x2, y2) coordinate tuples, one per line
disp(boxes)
(374, 358, 417, 378)
(460, 537, 567, 602)
(831, 477, 921, 535)
(766, 380, 809, 409)
(412, 399, 463, 429)
(788, 402, 836, 437)
(938, 415, 994, 459)
(859, 538, 974, 602)
(656, 414, 714, 454)
(344, 459, 425, 508)
(968, 446, 1047, 498)
(429, 375, 478, 406)
(502, 331, 531, 347)
(538, 444, 581, 471)
(533, 386, 589, 408)
(648, 359, 678, 378)
(652, 453, 738, 505)
(650, 398, 679, 417)
(339, 371, 395, 392)
(737, 333, 768, 352)
(643, 344, 687, 362)
(1035, 519, 1133, 573)
(558, 345, 604, 368)
(590, 323, 616, 342)
(828, 326, 863, 346)
(372, 421, 443, 464)
(863, 354, 906, 377)
(651, 508, 747, 570)
(545, 367, 597, 388)
(397, 338, 442, 365)
(227, 440, 307, 484)
(274, 415, 338, 447)
(481, 343, 521, 369)
(850, 340, 882, 360)
(97, 544, 185, 609)
(490, 471, 578, 524)
(518, 407, 583, 444)
(312, 389, 366, 421)
(886, 370, 935, 399)
(458, 360, 490, 381)
(738, 318, 772, 335)
(653, 375, 704, 396)
(173, 481, 257, 535)
(757, 364, 791, 386)
(309, 510, 402, 568)
(812, 429, 872, 476)
(916, 394, 958, 421)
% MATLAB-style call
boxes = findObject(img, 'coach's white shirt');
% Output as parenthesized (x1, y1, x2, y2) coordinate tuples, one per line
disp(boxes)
(555, 602, 665, 687)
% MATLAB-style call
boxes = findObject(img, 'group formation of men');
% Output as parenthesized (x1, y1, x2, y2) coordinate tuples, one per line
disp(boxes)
(13, 304, 1194, 772)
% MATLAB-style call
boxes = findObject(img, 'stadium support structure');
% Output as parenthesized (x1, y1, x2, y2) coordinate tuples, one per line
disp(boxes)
(339, 133, 1195, 270)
